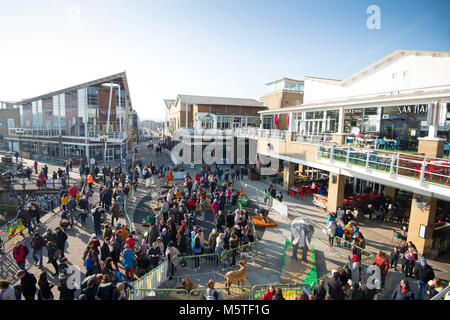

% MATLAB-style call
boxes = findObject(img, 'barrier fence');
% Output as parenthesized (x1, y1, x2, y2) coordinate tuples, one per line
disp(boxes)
(128, 288, 189, 300)
(130, 260, 169, 296)
(128, 283, 315, 300)
(251, 283, 310, 300)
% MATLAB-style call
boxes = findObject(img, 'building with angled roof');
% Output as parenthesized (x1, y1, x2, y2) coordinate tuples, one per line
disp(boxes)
(0, 72, 135, 164)
(164, 94, 266, 164)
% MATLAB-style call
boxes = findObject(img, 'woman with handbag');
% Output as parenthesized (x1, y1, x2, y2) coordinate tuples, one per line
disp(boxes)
(37, 271, 54, 300)
(46, 241, 61, 276)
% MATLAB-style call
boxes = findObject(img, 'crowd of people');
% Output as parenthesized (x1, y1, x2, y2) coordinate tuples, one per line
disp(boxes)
(324, 206, 445, 300)
(1, 149, 448, 301)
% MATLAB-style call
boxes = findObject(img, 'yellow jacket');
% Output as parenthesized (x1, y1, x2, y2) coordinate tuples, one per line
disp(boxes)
(61, 196, 69, 206)
(344, 224, 354, 238)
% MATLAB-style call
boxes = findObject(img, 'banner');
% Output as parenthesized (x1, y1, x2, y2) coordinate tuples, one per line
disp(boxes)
(271, 198, 288, 218)
(8, 220, 25, 239)
(313, 194, 328, 209)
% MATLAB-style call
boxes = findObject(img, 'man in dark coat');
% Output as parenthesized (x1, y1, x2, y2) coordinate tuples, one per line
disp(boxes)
(55, 227, 68, 261)
(313, 279, 327, 300)
(100, 238, 112, 264)
(327, 271, 345, 300)
(414, 257, 435, 300)
(16, 270, 37, 300)
(215, 210, 225, 233)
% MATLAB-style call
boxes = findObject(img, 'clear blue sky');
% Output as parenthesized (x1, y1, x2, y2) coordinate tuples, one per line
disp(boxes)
(0, 0, 449, 121)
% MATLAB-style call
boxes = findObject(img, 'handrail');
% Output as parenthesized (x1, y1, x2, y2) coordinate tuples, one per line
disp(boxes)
(317, 144, 450, 188)
(430, 284, 450, 300)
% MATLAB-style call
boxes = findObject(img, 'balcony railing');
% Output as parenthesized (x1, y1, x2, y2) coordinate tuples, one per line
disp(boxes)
(291, 132, 332, 144)
(317, 145, 450, 188)
(233, 127, 259, 139)
(88, 131, 127, 140)
(259, 129, 286, 141)
(8, 128, 60, 137)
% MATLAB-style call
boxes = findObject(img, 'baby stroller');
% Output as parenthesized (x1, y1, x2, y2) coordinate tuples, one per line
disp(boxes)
(60, 210, 74, 231)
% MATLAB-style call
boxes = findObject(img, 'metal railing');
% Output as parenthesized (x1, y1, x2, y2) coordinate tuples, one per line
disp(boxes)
(190, 286, 253, 300)
(130, 260, 169, 294)
(291, 133, 332, 144)
(251, 283, 310, 300)
(259, 129, 287, 141)
(317, 144, 450, 188)
(430, 284, 450, 300)
(128, 287, 189, 300)
(88, 131, 126, 140)
(233, 127, 259, 139)
(8, 128, 60, 137)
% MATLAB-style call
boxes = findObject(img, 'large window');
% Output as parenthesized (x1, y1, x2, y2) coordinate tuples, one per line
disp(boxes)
(87, 87, 99, 135)
(295, 110, 339, 135)
(262, 116, 273, 129)
(344, 107, 380, 135)
(77, 88, 87, 137)
(7, 119, 15, 130)
(115, 89, 126, 108)
(217, 115, 231, 129)
(380, 105, 428, 151)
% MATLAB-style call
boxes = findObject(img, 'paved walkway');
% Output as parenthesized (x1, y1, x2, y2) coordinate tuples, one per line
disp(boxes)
(0, 158, 128, 299)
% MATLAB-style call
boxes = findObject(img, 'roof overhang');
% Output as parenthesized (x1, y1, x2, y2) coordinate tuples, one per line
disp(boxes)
(259, 86, 450, 115)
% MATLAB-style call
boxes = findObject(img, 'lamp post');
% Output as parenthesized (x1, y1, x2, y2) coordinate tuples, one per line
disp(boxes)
(15, 129, 25, 165)
(98, 133, 109, 164)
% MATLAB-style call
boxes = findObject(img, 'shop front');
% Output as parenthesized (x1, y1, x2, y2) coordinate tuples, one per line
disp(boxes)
(342, 103, 449, 152)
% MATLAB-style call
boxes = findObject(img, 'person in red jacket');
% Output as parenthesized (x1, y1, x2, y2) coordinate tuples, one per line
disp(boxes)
(262, 285, 275, 300)
(373, 250, 389, 289)
(13, 241, 29, 270)
(126, 233, 138, 251)
(68, 185, 78, 198)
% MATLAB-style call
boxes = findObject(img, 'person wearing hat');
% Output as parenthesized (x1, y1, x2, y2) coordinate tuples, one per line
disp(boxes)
(414, 257, 435, 300)
(89, 234, 101, 252)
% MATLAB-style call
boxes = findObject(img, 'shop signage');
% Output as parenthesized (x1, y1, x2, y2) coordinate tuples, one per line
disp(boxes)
(397, 104, 428, 114)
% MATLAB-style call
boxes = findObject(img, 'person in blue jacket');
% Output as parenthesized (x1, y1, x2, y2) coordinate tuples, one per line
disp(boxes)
(391, 279, 415, 300)
(335, 224, 344, 246)
(121, 244, 135, 281)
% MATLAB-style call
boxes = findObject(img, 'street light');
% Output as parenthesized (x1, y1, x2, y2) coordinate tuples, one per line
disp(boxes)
(98, 133, 109, 164)
(15, 129, 25, 165)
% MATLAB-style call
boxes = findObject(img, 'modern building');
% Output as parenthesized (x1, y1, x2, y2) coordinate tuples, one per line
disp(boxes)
(246, 49, 450, 258)
(0, 72, 135, 164)
(164, 94, 267, 164)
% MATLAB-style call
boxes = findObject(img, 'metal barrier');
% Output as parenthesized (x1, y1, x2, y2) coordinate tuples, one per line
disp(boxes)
(128, 288, 189, 300)
(251, 283, 310, 300)
(331, 236, 375, 267)
(189, 286, 252, 300)
(123, 186, 135, 232)
(317, 144, 450, 188)
(430, 284, 450, 300)
(131, 260, 169, 292)
(174, 253, 221, 275)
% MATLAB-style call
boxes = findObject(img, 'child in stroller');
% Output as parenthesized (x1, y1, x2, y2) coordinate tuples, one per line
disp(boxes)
(60, 210, 74, 231)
